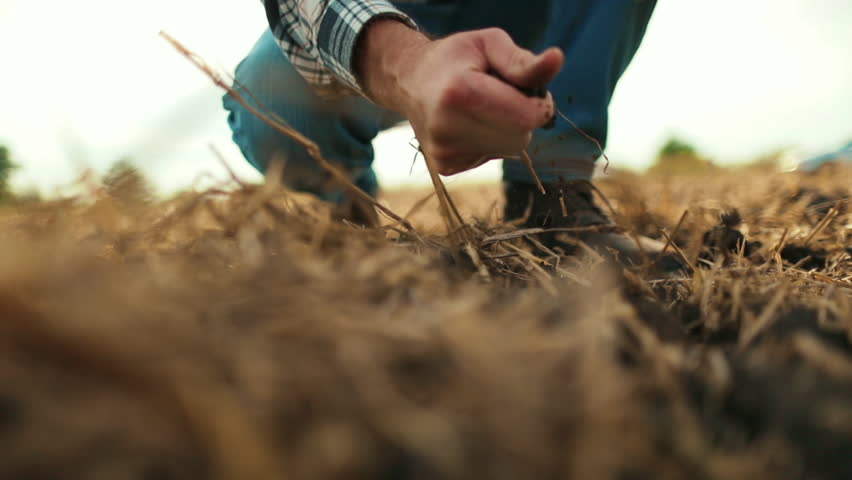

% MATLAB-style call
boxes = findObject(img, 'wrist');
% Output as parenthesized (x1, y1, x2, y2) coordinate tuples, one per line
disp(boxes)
(355, 18, 429, 111)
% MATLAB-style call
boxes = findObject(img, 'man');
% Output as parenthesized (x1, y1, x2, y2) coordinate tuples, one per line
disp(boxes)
(224, 0, 661, 258)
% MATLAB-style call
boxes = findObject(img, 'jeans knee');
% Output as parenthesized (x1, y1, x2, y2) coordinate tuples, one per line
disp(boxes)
(223, 29, 386, 200)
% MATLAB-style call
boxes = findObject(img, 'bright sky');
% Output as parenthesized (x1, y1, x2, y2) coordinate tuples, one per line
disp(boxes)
(0, 0, 850, 195)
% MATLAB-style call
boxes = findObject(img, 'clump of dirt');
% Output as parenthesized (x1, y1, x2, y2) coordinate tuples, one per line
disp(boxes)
(780, 244, 831, 270)
(698, 210, 761, 264)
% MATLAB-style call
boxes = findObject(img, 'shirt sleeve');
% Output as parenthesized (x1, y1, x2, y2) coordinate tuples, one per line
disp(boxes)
(263, 0, 418, 97)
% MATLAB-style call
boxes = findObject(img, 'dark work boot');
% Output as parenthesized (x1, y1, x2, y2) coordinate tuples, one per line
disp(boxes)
(328, 169, 380, 228)
(332, 195, 379, 228)
(504, 180, 669, 266)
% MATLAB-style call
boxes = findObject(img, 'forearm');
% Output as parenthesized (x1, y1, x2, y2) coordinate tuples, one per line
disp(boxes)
(264, 0, 418, 96)
(355, 19, 430, 111)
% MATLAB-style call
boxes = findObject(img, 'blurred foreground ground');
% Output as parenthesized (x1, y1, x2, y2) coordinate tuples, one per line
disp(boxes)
(0, 167, 851, 479)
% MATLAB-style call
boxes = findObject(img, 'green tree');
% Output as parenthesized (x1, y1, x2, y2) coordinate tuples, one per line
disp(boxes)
(0, 145, 19, 203)
(102, 158, 155, 206)
(648, 137, 714, 175)
(658, 138, 697, 158)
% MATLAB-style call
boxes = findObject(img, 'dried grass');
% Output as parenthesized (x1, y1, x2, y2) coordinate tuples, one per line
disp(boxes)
(0, 164, 850, 479)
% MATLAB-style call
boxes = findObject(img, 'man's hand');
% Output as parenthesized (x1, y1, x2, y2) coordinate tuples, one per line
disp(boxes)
(357, 20, 564, 176)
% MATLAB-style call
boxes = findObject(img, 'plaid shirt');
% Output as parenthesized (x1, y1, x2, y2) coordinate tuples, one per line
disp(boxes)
(263, 0, 425, 96)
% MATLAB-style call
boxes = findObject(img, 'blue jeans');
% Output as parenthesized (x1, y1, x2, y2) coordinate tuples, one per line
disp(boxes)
(223, 0, 656, 201)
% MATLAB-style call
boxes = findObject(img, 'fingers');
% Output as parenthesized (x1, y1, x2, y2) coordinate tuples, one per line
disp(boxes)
(447, 71, 555, 131)
(437, 156, 495, 176)
(524, 47, 564, 87)
(420, 113, 533, 176)
(477, 28, 564, 89)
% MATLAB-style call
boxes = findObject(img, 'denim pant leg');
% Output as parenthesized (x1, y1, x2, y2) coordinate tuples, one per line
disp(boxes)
(224, 4, 460, 202)
(502, 0, 657, 184)
(223, 30, 396, 201)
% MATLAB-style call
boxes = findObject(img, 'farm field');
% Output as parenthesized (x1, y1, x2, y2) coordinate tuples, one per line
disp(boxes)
(0, 166, 851, 479)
